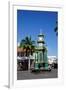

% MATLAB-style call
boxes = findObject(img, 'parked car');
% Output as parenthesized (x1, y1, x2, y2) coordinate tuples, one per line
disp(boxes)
(52, 63, 58, 69)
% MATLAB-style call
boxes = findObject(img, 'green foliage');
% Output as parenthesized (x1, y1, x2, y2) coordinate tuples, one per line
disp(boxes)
(20, 36, 35, 56)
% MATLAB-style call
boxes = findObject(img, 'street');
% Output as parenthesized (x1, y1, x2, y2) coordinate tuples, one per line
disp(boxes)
(17, 69, 58, 80)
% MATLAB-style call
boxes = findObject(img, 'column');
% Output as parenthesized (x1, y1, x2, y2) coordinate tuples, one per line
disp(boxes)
(28, 58, 30, 70)
(34, 53, 38, 69)
(37, 52, 38, 62)
(44, 50, 48, 69)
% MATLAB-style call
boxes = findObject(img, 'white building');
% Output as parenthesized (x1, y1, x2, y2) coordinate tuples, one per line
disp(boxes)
(48, 56, 57, 64)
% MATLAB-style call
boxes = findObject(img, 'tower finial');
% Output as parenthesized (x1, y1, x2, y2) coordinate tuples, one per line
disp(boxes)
(40, 29, 42, 34)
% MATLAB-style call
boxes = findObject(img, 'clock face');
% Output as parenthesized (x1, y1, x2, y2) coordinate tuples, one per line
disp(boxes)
(39, 43, 44, 47)
(39, 37, 44, 41)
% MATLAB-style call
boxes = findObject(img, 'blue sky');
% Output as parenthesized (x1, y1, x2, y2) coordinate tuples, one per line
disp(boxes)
(17, 10, 58, 56)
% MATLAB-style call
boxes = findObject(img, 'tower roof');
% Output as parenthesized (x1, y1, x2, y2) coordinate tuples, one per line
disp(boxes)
(38, 34, 44, 37)
(37, 40, 45, 43)
(38, 29, 44, 37)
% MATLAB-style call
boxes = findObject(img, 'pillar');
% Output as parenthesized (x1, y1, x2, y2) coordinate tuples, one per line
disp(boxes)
(28, 58, 30, 70)
(34, 53, 39, 70)
(44, 50, 48, 69)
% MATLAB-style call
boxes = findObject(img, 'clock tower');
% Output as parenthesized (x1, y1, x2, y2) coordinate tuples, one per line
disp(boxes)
(34, 30, 48, 70)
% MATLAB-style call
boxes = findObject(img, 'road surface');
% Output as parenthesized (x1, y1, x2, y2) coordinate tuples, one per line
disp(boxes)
(17, 69, 58, 80)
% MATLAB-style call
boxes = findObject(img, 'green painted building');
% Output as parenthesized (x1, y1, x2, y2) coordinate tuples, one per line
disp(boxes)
(33, 31, 48, 70)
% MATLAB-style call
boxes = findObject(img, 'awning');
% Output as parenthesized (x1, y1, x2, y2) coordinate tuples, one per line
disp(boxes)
(17, 56, 35, 61)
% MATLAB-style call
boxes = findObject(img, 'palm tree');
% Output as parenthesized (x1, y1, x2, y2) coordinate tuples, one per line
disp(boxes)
(20, 36, 35, 56)
(54, 21, 58, 36)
